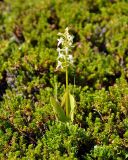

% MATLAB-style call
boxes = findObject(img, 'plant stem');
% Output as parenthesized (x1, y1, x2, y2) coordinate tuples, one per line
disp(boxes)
(66, 57, 69, 117)
(66, 65, 68, 91)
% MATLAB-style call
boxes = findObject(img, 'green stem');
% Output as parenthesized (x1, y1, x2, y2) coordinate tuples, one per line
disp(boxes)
(65, 57, 69, 117)
(66, 65, 68, 91)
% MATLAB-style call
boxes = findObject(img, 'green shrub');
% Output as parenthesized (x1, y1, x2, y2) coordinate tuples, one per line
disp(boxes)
(42, 122, 93, 160)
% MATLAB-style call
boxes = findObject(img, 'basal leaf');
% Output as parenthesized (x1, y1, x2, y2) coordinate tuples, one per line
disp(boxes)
(61, 90, 67, 111)
(50, 97, 69, 122)
(69, 93, 76, 122)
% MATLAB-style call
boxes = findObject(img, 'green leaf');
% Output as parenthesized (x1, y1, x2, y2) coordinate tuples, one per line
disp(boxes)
(61, 90, 71, 118)
(50, 97, 69, 122)
(61, 90, 67, 111)
(61, 91, 76, 122)
(69, 93, 76, 122)
(51, 91, 75, 123)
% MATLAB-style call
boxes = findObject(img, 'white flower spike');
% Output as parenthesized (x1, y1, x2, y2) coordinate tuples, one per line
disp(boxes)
(56, 27, 74, 70)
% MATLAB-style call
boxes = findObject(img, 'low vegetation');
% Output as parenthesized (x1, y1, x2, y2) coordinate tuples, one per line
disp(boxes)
(0, 0, 128, 159)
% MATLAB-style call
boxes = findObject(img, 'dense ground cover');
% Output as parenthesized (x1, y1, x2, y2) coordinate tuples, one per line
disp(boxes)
(0, 0, 128, 159)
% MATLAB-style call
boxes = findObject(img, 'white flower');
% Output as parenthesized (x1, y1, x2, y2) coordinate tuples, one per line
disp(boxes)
(57, 47, 65, 53)
(68, 54, 73, 64)
(57, 48, 65, 59)
(68, 35, 74, 45)
(65, 47, 68, 55)
(56, 60, 63, 70)
(57, 37, 64, 46)
(58, 52, 65, 60)
(57, 47, 61, 54)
